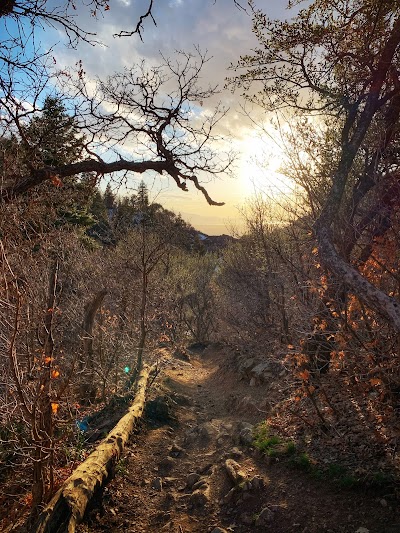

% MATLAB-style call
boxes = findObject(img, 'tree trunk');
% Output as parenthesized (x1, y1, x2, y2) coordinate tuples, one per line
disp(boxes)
(33, 364, 154, 533)
(31, 260, 59, 518)
(79, 290, 107, 404)
(314, 17, 400, 332)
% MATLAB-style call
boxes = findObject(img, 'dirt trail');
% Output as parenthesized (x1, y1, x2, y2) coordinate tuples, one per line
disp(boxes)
(78, 346, 399, 533)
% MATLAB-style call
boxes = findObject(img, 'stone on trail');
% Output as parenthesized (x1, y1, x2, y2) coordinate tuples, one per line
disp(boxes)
(145, 395, 171, 422)
(192, 479, 209, 491)
(189, 487, 210, 507)
(224, 458, 246, 484)
(151, 477, 163, 491)
(238, 425, 254, 446)
(186, 472, 201, 489)
(252, 475, 265, 490)
(158, 456, 175, 473)
(228, 447, 244, 459)
(169, 442, 186, 457)
(255, 506, 275, 526)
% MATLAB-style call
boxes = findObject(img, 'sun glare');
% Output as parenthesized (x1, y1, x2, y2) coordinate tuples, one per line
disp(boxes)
(238, 128, 294, 200)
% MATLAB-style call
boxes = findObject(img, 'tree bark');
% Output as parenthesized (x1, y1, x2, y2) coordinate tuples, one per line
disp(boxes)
(314, 15, 400, 332)
(33, 364, 154, 533)
(0, 157, 224, 206)
(79, 289, 107, 404)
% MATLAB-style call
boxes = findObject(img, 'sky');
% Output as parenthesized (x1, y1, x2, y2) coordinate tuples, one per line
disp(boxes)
(40, 0, 298, 234)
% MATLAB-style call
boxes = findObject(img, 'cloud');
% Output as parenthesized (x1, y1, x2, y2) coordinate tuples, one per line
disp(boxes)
(39, 1, 292, 230)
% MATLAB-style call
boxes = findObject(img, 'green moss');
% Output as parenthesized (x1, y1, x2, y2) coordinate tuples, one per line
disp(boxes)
(290, 452, 312, 471)
(327, 463, 346, 478)
(251, 423, 396, 493)
(285, 441, 296, 455)
(253, 422, 296, 457)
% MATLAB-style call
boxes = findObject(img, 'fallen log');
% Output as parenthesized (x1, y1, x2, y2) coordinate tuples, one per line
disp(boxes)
(33, 364, 154, 533)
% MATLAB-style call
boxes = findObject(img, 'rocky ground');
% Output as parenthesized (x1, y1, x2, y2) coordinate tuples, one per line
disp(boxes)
(77, 345, 400, 533)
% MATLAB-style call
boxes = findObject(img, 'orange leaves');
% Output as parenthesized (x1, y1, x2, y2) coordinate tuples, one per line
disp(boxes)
(50, 174, 63, 187)
(318, 319, 328, 331)
(51, 370, 60, 379)
(369, 378, 382, 386)
(43, 356, 53, 364)
(23, 493, 33, 507)
(51, 402, 59, 414)
(299, 369, 310, 381)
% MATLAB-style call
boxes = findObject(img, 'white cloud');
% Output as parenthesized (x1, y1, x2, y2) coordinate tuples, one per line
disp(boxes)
(38, 1, 293, 229)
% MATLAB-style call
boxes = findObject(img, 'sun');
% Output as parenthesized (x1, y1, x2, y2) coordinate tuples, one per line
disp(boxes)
(238, 127, 294, 199)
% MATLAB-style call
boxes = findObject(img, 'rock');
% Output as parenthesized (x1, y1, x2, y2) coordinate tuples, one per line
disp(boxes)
(192, 479, 208, 491)
(189, 488, 210, 507)
(239, 426, 254, 446)
(211, 528, 228, 533)
(229, 447, 244, 459)
(247, 360, 283, 384)
(355, 529, 370, 533)
(199, 422, 218, 441)
(224, 459, 246, 484)
(249, 377, 257, 387)
(238, 357, 256, 377)
(223, 487, 237, 503)
(169, 443, 185, 457)
(380, 498, 388, 507)
(158, 456, 175, 473)
(217, 432, 231, 445)
(249, 475, 264, 490)
(186, 472, 201, 489)
(162, 477, 178, 487)
(199, 462, 213, 475)
(184, 426, 200, 445)
(145, 396, 171, 422)
(151, 477, 163, 491)
(255, 506, 274, 526)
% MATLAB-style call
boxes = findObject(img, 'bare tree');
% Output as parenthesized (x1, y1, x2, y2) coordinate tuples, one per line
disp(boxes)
(1, 49, 232, 206)
(232, 0, 400, 330)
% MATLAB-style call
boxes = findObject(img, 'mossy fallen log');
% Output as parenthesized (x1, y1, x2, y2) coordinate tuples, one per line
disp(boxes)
(33, 365, 154, 533)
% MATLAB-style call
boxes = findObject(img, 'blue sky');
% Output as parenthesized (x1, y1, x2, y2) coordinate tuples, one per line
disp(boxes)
(33, 1, 296, 233)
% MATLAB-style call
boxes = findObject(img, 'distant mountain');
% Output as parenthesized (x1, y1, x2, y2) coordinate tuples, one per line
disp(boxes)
(196, 232, 237, 252)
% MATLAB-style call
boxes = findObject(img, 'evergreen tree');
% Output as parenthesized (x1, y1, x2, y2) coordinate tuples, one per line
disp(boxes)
(24, 95, 84, 167)
(104, 183, 116, 210)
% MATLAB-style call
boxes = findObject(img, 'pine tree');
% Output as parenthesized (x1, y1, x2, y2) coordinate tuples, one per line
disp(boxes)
(24, 95, 84, 167)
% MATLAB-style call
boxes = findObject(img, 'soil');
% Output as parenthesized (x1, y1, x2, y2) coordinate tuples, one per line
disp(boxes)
(77, 345, 400, 533)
